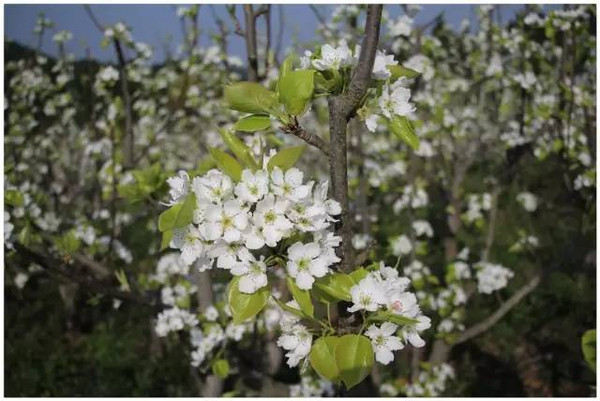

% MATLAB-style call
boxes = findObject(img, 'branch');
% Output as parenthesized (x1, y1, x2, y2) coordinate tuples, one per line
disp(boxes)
(282, 120, 330, 156)
(455, 275, 541, 345)
(243, 5, 259, 82)
(328, 5, 383, 273)
(341, 4, 383, 118)
(12, 242, 156, 308)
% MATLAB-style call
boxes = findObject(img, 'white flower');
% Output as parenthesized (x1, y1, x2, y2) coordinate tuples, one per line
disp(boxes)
(171, 225, 205, 265)
(14, 272, 29, 289)
(165, 170, 190, 205)
(300, 50, 313, 69)
(476, 262, 514, 294)
(155, 307, 199, 337)
(207, 240, 253, 270)
(225, 322, 247, 341)
(192, 169, 233, 204)
(379, 81, 415, 119)
(270, 167, 312, 201)
(412, 220, 433, 238)
(201, 199, 248, 242)
(400, 315, 431, 348)
(388, 15, 413, 37)
(387, 290, 420, 318)
(391, 235, 412, 256)
(277, 323, 313, 367)
(98, 66, 120, 83)
(231, 254, 268, 294)
(372, 50, 398, 80)
(352, 233, 371, 250)
(365, 113, 379, 132)
(347, 274, 387, 313)
(235, 169, 269, 203)
(286, 242, 329, 290)
(204, 305, 219, 321)
(452, 261, 471, 280)
(365, 322, 404, 364)
(516, 192, 538, 212)
(245, 194, 293, 249)
(312, 43, 353, 71)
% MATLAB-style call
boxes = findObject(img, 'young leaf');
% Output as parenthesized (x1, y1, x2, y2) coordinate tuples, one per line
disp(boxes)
(348, 267, 369, 284)
(267, 146, 305, 171)
(390, 116, 420, 151)
(286, 277, 314, 317)
(211, 359, 230, 379)
(582, 329, 596, 372)
(387, 64, 420, 81)
(160, 230, 173, 250)
(227, 276, 270, 324)
(219, 129, 259, 169)
(234, 114, 271, 133)
(274, 297, 307, 320)
(370, 310, 419, 326)
(310, 336, 341, 382)
(335, 334, 374, 389)
(224, 82, 280, 115)
(313, 273, 354, 302)
(158, 193, 196, 232)
(277, 54, 295, 92)
(209, 147, 243, 181)
(5, 189, 24, 207)
(278, 70, 315, 116)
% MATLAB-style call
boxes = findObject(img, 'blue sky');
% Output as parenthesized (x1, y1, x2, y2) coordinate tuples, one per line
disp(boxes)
(5, 4, 536, 64)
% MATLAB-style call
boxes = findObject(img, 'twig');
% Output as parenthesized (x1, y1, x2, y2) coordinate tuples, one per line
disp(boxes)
(281, 119, 330, 156)
(455, 275, 541, 345)
(243, 4, 259, 82)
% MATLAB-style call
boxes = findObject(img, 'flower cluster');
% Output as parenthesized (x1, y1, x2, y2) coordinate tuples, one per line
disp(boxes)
(348, 263, 431, 358)
(166, 162, 342, 293)
(405, 363, 456, 396)
(475, 262, 514, 294)
(276, 300, 313, 367)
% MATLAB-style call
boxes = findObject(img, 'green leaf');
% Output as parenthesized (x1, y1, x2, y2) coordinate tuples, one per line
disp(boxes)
(54, 229, 81, 254)
(234, 114, 271, 132)
(277, 55, 295, 92)
(310, 336, 341, 382)
(267, 146, 305, 171)
(158, 193, 196, 232)
(286, 277, 314, 317)
(348, 267, 369, 284)
(313, 273, 354, 302)
(370, 310, 419, 326)
(224, 82, 280, 115)
(582, 329, 596, 372)
(211, 359, 230, 379)
(274, 297, 307, 319)
(114, 270, 130, 292)
(160, 230, 173, 250)
(335, 334, 374, 389)
(219, 129, 259, 169)
(388, 64, 420, 81)
(5, 189, 24, 207)
(209, 147, 243, 181)
(278, 70, 315, 116)
(227, 276, 270, 324)
(390, 116, 419, 151)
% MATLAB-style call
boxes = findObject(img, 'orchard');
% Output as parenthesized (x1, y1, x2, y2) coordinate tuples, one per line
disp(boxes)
(4, 4, 596, 397)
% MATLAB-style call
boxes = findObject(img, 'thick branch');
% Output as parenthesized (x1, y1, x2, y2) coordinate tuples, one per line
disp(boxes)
(328, 5, 382, 273)
(243, 5, 259, 82)
(113, 39, 135, 168)
(455, 275, 541, 345)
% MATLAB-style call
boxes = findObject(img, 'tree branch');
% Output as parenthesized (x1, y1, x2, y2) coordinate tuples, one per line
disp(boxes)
(243, 4, 259, 82)
(455, 275, 541, 345)
(328, 5, 382, 273)
(282, 119, 330, 156)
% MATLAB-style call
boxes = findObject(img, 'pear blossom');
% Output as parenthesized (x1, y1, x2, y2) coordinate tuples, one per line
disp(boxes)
(207, 240, 253, 270)
(246, 194, 293, 248)
(286, 241, 330, 290)
(391, 235, 413, 256)
(201, 199, 249, 242)
(372, 50, 398, 80)
(235, 169, 269, 204)
(347, 274, 387, 312)
(312, 42, 353, 71)
(399, 315, 431, 348)
(270, 167, 312, 201)
(475, 262, 514, 294)
(192, 169, 233, 204)
(378, 81, 416, 119)
(231, 254, 268, 294)
(365, 322, 405, 364)
(412, 220, 434, 238)
(516, 192, 538, 212)
(277, 323, 313, 367)
(170, 225, 205, 265)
